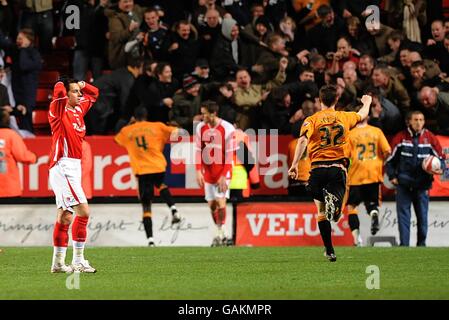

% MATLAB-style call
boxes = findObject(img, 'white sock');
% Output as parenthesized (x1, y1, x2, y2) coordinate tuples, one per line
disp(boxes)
(72, 241, 85, 264)
(52, 247, 67, 266)
(216, 225, 225, 239)
(170, 205, 177, 213)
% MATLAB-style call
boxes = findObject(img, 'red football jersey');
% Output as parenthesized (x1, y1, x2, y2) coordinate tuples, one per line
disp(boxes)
(195, 119, 236, 184)
(48, 82, 98, 168)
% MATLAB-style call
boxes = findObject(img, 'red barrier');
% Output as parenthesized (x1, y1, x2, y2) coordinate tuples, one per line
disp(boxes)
(18, 135, 449, 198)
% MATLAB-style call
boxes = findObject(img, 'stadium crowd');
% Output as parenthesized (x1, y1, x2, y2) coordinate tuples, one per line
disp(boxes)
(0, 0, 448, 138)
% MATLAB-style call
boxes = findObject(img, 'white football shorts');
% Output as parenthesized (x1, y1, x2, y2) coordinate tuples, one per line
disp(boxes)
(204, 181, 230, 201)
(49, 157, 87, 213)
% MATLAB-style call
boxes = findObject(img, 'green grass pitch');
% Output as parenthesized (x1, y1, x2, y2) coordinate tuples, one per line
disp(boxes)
(1, 247, 449, 300)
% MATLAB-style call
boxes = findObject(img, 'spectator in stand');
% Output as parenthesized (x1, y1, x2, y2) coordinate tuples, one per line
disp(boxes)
(73, 0, 109, 82)
(357, 54, 375, 81)
(198, 9, 222, 60)
(191, 58, 211, 85)
(366, 23, 395, 57)
(87, 56, 143, 134)
(371, 64, 411, 115)
(419, 86, 449, 135)
(344, 16, 376, 57)
(0, 108, 36, 198)
(0, 29, 42, 133)
(193, 0, 227, 28)
(106, 0, 144, 69)
(210, 16, 250, 81)
(261, 86, 293, 134)
(328, 36, 360, 75)
(424, 20, 447, 63)
(410, 60, 444, 92)
(140, 7, 168, 61)
(0, 0, 13, 37)
(245, 15, 273, 62)
(170, 75, 203, 134)
(309, 53, 326, 88)
(19, 0, 53, 53)
(386, 111, 446, 246)
(233, 57, 288, 130)
(306, 4, 345, 56)
(256, 33, 308, 83)
(441, 33, 449, 74)
(144, 62, 179, 123)
(163, 20, 201, 82)
(365, 86, 403, 136)
(333, 0, 379, 19)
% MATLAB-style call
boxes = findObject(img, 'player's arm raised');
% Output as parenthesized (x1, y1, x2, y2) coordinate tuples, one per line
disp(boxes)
(357, 94, 373, 121)
(288, 135, 308, 179)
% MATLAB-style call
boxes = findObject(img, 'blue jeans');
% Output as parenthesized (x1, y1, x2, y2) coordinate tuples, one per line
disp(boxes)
(396, 185, 429, 246)
(20, 11, 54, 53)
(73, 50, 104, 81)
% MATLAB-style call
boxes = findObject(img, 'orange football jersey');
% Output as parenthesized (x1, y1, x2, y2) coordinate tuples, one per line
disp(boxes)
(300, 109, 361, 163)
(348, 124, 391, 185)
(115, 121, 177, 175)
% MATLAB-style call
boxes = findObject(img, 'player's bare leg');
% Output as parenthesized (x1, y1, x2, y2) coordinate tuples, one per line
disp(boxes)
(71, 203, 96, 273)
(51, 209, 73, 273)
(315, 200, 336, 262)
(347, 205, 362, 246)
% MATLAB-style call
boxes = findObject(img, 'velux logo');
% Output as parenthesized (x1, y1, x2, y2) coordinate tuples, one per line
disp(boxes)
(245, 213, 344, 237)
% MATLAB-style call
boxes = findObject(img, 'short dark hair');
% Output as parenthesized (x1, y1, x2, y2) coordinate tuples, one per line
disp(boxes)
(127, 55, 144, 68)
(319, 85, 338, 107)
(134, 107, 148, 121)
(406, 110, 424, 121)
(410, 60, 425, 69)
(387, 30, 405, 42)
(59, 77, 79, 92)
(201, 100, 219, 114)
(155, 62, 170, 76)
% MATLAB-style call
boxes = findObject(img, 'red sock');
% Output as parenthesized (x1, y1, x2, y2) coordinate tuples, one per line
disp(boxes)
(53, 222, 69, 247)
(211, 208, 218, 224)
(72, 216, 89, 242)
(218, 207, 226, 225)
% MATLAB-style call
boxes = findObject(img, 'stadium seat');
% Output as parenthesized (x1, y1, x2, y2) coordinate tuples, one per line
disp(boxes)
(35, 88, 53, 108)
(32, 109, 50, 134)
(42, 52, 71, 73)
(53, 36, 76, 50)
(39, 71, 60, 88)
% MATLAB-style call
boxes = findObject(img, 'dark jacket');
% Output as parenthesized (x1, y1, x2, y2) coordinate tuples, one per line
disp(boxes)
(90, 67, 136, 134)
(163, 31, 200, 81)
(106, 5, 144, 69)
(145, 79, 179, 123)
(170, 91, 201, 134)
(210, 34, 250, 81)
(386, 127, 445, 189)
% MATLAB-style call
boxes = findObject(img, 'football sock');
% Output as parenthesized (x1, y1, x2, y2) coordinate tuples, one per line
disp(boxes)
(160, 187, 175, 208)
(72, 241, 86, 264)
(52, 246, 67, 266)
(170, 205, 178, 215)
(143, 211, 153, 238)
(72, 216, 89, 264)
(217, 207, 226, 225)
(348, 214, 360, 231)
(52, 222, 69, 265)
(318, 220, 334, 254)
(211, 208, 218, 224)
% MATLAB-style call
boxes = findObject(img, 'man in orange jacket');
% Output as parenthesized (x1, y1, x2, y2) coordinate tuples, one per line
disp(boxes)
(0, 108, 36, 197)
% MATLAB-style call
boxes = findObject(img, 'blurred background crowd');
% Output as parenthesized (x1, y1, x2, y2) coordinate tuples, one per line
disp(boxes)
(0, 0, 448, 139)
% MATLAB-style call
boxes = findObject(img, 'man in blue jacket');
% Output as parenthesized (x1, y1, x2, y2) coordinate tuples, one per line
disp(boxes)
(386, 111, 446, 246)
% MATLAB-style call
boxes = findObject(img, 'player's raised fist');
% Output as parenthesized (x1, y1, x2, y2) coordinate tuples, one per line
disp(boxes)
(361, 94, 372, 106)
(288, 166, 298, 180)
